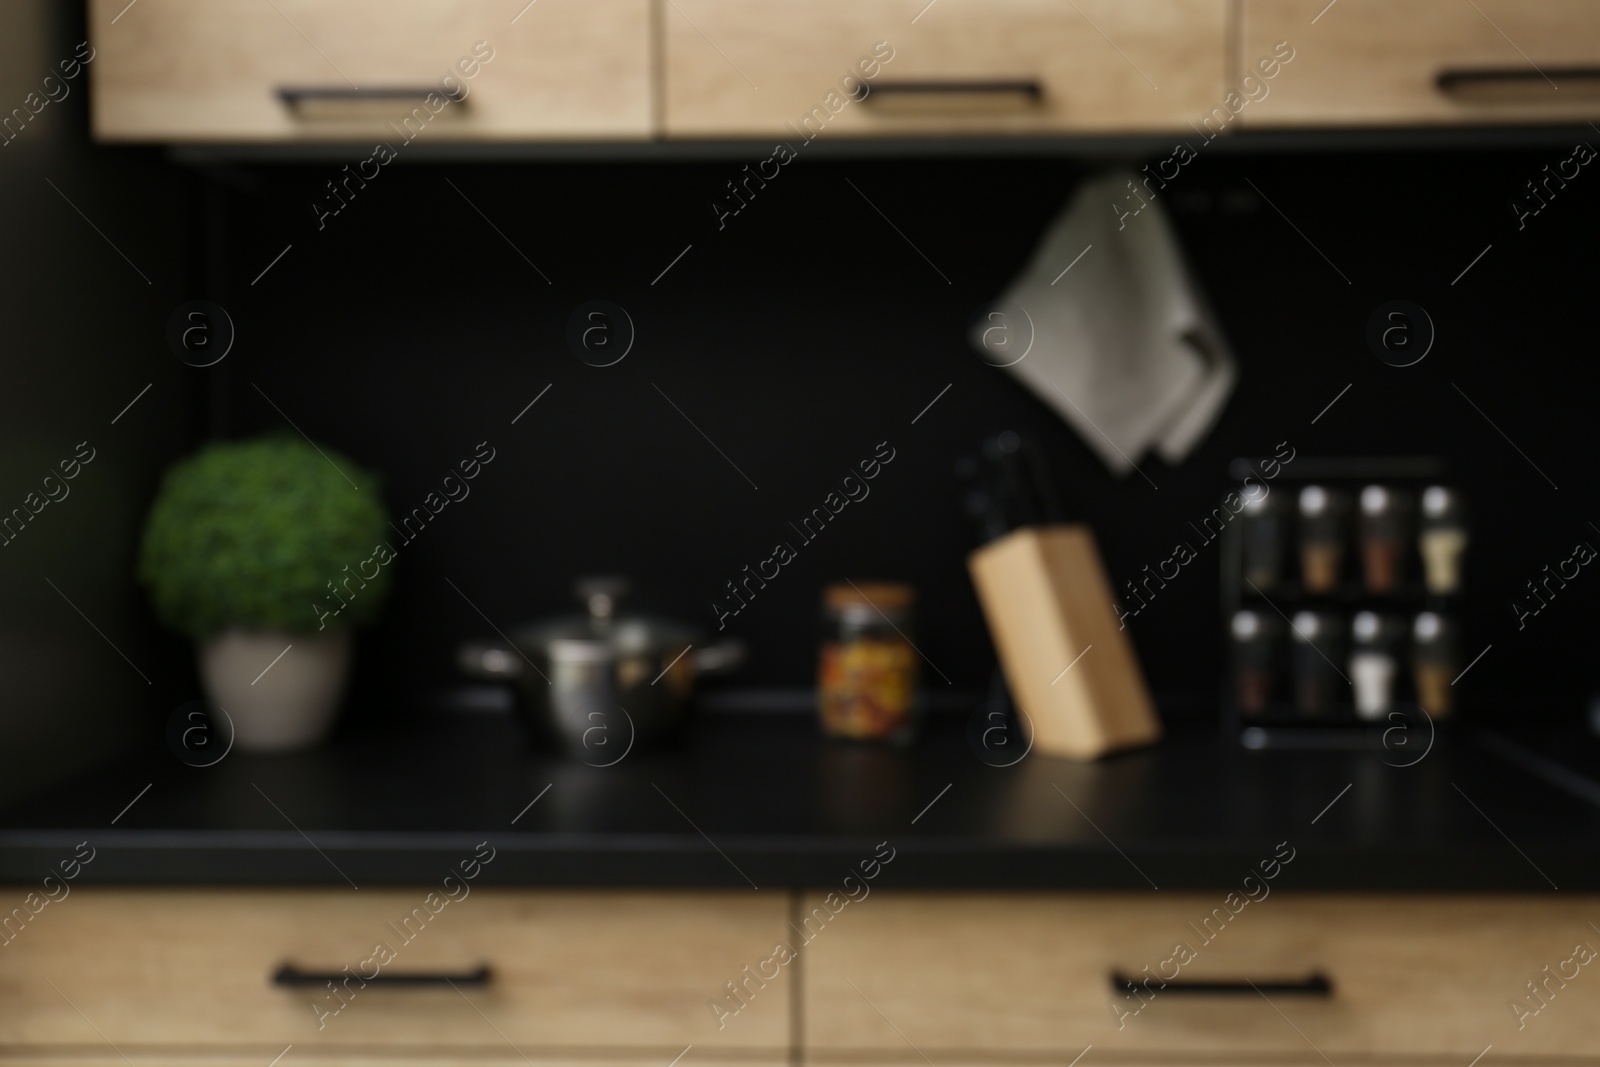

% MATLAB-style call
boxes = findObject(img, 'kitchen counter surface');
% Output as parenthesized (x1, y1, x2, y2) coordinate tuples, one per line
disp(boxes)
(1, 706, 1594, 890)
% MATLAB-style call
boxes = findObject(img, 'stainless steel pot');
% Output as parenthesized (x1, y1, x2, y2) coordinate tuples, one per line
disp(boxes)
(458, 578, 742, 759)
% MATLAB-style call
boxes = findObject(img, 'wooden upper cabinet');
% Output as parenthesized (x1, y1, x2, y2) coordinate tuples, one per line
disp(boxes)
(87, 0, 652, 141)
(84, 1, 1600, 142)
(661, 0, 1229, 138)
(1240, 0, 1600, 126)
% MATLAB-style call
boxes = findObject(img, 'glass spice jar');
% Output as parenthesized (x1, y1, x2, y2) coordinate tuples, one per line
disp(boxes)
(1298, 486, 1349, 594)
(1291, 610, 1346, 719)
(1350, 611, 1403, 721)
(1240, 491, 1290, 591)
(1231, 609, 1281, 717)
(817, 582, 919, 743)
(1359, 485, 1413, 595)
(1419, 486, 1468, 596)
(1412, 611, 1458, 719)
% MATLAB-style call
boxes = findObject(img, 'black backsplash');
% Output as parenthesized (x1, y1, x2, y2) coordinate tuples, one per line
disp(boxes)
(0, 0, 198, 804)
(195, 143, 1600, 721)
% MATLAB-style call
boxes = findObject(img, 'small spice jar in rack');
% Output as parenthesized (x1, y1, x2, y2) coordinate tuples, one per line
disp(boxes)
(1220, 457, 1467, 748)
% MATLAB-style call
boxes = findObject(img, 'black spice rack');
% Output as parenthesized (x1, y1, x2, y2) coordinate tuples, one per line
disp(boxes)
(1220, 456, 1468, 750)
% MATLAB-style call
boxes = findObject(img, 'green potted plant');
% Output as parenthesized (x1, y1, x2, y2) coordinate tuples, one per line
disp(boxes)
(139, 434, 392, 751)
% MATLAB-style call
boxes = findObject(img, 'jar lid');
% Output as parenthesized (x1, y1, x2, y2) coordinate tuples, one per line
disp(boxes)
(824, 581, 915, 611)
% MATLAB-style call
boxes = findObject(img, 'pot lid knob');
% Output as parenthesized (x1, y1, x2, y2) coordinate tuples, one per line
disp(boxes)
(575, 576, 630, 624)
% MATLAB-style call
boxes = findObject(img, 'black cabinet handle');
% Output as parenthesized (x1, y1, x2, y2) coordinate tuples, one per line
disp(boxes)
(1436, 67, 1600, 101)
(1110, 971, 1331, 996)
(278, 86, 465, 112)
(861, 80, 1043, 109)
(273, 963, 491, 987)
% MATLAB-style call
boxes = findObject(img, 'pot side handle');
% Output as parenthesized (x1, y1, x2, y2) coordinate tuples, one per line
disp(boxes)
(458, 641, 525, 681)
(693, 639, 746, 677)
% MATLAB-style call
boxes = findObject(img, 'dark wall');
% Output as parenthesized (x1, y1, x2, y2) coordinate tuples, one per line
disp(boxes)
(185, 138, 1600, 722)
(0, 2, 196, 803)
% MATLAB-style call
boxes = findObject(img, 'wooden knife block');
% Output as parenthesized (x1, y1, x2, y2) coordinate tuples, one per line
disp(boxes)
(968, 525, 1162, 760)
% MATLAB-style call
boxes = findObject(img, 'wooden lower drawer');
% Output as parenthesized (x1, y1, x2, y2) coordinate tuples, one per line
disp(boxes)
(802, 892, 1600, 1058)
(0, 888, 790, 1052)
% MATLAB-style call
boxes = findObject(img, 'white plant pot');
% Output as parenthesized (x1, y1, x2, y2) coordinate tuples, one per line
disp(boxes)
(197, 628, 352, 752)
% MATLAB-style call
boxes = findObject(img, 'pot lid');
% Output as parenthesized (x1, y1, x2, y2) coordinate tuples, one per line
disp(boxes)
(511, 577, 698, 659)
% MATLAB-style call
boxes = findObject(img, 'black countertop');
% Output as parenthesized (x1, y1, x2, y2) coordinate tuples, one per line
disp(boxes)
(2, 705, 1596, 891)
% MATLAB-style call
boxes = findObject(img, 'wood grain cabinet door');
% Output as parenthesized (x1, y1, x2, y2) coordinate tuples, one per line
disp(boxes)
(0, 1059, 773, 1067)
(662, 0, 1228, 138)
(87, 0, 652, 141)
(0, 888, 791, 1053)
(802, 892, 1600, 1059)
(0, 1060, 1499, 1067)
(1240, 0, 1600, 127)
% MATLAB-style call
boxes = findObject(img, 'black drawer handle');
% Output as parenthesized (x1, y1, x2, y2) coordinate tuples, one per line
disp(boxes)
(866, 79, 1042, 98)
(1437, 67, 1600, 101)
(273, 963, 491, 987)
(1110, 971, 1331, 996)
(278, 86, 466, 111)
(861, 79, 1043, 109)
